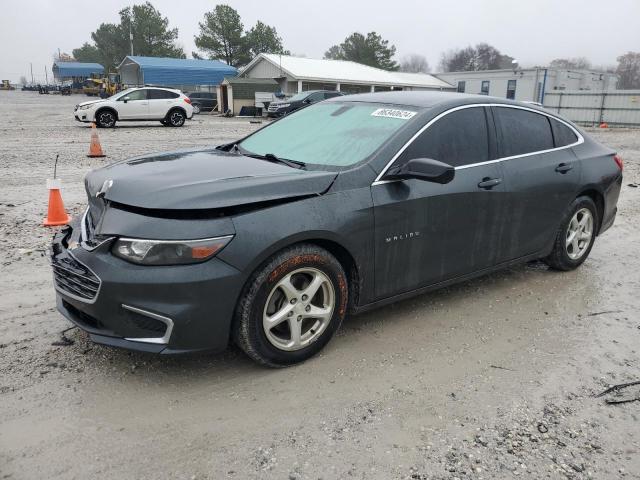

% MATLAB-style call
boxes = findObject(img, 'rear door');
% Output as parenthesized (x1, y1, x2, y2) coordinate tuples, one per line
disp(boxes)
(492, 106, 582, 261)
(115, 89, 149, 119)
(148, 89, 180, 119)
(372, 106, 508, 299)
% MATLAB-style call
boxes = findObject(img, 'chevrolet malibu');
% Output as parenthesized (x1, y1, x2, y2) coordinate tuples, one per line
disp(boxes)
(51, 92, 622, 367)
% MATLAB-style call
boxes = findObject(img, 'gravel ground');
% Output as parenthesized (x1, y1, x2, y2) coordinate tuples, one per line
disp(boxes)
(1, 90, 639, 480)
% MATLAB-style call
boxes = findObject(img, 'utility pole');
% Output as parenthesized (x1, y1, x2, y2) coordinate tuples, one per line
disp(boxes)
(30, 63, 34, 84)
(129, 12, 134, 56)
(44, 66, 48, 84)
(58, 48, 61, 61)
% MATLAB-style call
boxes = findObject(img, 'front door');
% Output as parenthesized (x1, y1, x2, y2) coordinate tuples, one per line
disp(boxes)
(491, 106, 582, 262)
(372, 106, 508, 299)
(116, 89, 149, 119)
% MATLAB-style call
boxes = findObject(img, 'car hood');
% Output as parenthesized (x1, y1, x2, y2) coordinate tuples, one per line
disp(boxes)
(77, 99, 106, 108)
(84, 149, 337, 211)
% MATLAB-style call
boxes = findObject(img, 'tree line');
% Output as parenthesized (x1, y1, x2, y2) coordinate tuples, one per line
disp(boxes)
(70, 2, 640, 88)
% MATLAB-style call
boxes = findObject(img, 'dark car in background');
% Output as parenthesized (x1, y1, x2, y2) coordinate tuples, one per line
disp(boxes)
(267, 90, 343, 117)
(187, 91, 216, 114)
(50, 92, 622, 367)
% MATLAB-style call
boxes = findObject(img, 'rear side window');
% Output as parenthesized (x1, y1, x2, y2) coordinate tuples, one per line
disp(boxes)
(148, 89, 179, 99)
(398, 107, 489, 167)
(550, 118, 578, 147)
(493, 107, 554, 157)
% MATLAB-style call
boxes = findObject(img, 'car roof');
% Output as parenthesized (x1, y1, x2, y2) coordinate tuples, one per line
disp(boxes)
(138, 86, 181, 92)
(327, 91, 538, 110)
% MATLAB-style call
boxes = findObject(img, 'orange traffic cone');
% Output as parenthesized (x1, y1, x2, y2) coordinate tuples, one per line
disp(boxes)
(87, 122, 106, 158)
(43, 178, 72, 226)
(599, 122, 609, 129)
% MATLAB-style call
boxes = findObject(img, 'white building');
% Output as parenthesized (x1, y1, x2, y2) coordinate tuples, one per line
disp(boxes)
(434, 68, 618, 103)
(240, 54, 454, 95)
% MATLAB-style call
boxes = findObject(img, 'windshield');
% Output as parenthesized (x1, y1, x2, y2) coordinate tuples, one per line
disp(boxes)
(108, 88, 135, 100)
(239, 103, 417, 168)
(287, 92, 310, 102)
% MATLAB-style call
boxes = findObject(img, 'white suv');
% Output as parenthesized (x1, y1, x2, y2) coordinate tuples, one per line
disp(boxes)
(74, 87, 194, 128)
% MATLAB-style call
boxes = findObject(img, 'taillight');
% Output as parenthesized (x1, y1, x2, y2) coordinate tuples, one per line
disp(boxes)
(613, 154, 623, 171)
(183, 97, 192, 104)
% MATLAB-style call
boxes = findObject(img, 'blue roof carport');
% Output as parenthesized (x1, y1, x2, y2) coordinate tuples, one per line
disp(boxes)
(117, 56, 237, 87)
(52, 62, 104, 79)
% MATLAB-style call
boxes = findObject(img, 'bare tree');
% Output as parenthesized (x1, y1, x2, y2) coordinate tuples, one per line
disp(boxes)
(616, 51, 640, 89)
(400, 54, 430, 73)
(439, 44, 515, 72)
(549, 57, 592, 70)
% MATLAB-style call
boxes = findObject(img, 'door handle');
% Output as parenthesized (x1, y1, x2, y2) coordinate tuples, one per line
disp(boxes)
(555, 163, 573, 173)
(478, 177, 502, 189)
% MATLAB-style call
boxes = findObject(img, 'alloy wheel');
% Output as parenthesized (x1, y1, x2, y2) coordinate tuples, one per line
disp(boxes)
(565, 208, 593, 260)
(99, 112, 115, 127)
(170, 111, 185, 126)
(262, 268, 335, 352)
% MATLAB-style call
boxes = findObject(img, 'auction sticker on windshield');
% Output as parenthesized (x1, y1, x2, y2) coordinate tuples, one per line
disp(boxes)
(371, 108, 417, 120)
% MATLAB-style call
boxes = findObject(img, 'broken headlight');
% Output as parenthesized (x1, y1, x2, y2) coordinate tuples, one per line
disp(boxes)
(112, 235, 233, 266)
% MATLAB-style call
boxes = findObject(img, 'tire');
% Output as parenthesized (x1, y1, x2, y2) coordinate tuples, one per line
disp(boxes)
(95, 109, 116, 128)
(192, 103, 201, 114)
(167, 109, 186, 127)
(233, 244, 348, 367)
(544, 196, 598, 271)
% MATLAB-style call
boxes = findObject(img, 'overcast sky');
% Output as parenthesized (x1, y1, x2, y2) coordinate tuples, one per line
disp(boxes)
(1, 0, 638, 82)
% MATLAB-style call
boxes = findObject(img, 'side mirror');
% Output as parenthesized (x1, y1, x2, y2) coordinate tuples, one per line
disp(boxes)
(385, 158, 455, 184)
(122, 96, 130, 103)
(303, 98, 312, 104)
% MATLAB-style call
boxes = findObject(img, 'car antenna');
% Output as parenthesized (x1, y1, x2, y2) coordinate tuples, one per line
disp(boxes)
(53, 154, 59, 179)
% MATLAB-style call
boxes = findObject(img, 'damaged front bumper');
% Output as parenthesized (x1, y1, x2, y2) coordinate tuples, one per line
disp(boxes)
(51, 218, 244, 354)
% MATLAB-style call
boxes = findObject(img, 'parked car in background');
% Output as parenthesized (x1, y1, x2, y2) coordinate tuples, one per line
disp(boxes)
(267, 90, 344, 117)
(74, 87, 193, 128)
(52, 92, 621, 367)
(187, 91, 217, 114)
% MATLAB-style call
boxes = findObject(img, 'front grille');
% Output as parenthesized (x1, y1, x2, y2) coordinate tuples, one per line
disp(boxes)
(268, 105, 279, 112)
(52, 253, 100, 301)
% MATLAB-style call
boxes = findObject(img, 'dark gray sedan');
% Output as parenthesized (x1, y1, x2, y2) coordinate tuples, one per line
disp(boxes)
(50, 92, 622, 366)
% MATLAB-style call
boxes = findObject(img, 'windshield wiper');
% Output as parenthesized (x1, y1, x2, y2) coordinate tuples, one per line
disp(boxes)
(262, 153, 306, 170)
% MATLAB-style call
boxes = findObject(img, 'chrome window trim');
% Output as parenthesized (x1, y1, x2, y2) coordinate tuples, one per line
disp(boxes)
(122, 304, 174, 345)
(371, 103, 584, 186)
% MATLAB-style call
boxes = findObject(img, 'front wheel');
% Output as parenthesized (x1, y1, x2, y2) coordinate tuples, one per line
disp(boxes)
(544, 196, 598, 271)
(233, 245, 348, 367)
(95, 110, 116, 128)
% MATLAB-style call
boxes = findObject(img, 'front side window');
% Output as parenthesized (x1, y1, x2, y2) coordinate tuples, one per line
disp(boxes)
(396, 107, 489, 168)
(493, 107, 554, 157)
(506, 80, 517, 100)
(118, 89, 146, 101)
(239, 103, 416, 168)
(481, 81, 490, 95)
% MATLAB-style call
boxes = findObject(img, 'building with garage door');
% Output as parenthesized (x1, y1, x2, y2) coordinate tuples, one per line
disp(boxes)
(216, 77, 279, 115)
(117, 56, 237, 90)
(240, 54, 454, 95)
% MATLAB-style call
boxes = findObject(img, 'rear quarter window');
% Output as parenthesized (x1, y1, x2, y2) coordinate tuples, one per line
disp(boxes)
(493, 107, 554, 157)
(550, 118, 579, 147)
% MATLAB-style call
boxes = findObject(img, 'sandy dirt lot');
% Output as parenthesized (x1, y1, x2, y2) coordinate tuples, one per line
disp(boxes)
(1, 91, 639, 480)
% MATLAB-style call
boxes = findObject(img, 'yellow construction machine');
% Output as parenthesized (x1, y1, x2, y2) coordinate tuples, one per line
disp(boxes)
(1, 80, 15, 90)
(82, 73, 121, 97)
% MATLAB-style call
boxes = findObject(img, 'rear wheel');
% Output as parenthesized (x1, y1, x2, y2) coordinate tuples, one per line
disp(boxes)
(192, 103, 201, 114)
(167, 109, 186, 127)
(95, 109, 116, 128)
(233, 244, 348, 367)
(545, 196, 598, 271)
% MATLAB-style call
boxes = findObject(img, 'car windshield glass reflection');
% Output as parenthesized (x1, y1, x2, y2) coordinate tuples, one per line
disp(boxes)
(240, 103, 416, 168)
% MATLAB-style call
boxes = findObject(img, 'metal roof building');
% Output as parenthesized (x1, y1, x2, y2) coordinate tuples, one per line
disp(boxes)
(118, 56, 237, 88)
(52, 61, 104, 80)
(241, 54, 454, 95)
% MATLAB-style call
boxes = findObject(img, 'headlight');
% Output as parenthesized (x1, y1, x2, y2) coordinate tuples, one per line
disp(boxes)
(78, 104, 93, 110)
(112, 235, 233, 265)
(277, 103, 290, 108)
